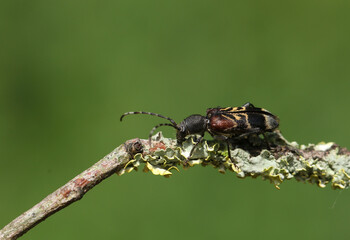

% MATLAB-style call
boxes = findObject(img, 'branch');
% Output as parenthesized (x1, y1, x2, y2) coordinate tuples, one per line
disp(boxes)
(1, 132, 349, 239)
(0, 144, 130, 240)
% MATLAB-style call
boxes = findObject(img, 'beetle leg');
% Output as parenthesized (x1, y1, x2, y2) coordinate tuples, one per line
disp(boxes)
(183, 135, 204, 165)
(236, 128, 272, 149)
(262, 133, 271, 149)
(189, 135, 203, 158)
(226, 138, 239, 170)
(236, 128, 261, 139)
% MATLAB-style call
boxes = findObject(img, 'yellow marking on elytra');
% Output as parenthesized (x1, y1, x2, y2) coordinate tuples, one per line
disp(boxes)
(234, 113, 246, 120)
(226, 107, 243, 113)
(245, 115, 251, 129)
(264, 114, 272, 129)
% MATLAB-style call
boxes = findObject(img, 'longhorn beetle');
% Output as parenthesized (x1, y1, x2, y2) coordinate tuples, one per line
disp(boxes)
(120, 103, 279, 166)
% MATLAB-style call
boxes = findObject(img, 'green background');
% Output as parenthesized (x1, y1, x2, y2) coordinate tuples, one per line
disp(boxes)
(1, 1, 350, 239)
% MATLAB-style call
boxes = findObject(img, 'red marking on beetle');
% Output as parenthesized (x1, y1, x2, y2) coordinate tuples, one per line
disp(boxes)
(210, 115, 235, 132)
(74, 178, 90, 188)
(61, 187, 72, 198)
(149, 141, 167, 152)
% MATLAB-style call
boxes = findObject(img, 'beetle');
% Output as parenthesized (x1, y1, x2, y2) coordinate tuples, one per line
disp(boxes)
(120, 103, 279, 166)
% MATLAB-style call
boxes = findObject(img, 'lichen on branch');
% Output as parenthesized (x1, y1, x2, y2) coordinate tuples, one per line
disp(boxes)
(119, 132, 350, 189)
(2, 131, 349, 240)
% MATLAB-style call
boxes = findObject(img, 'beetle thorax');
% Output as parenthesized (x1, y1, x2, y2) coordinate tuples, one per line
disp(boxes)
(176, 114, 207, 143)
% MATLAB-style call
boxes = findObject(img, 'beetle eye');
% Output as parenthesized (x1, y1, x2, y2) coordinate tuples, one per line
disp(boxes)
(180, 126, 186, 132)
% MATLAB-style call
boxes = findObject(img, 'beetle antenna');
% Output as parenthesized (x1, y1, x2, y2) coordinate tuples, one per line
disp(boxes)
(120, 111, 178, 127)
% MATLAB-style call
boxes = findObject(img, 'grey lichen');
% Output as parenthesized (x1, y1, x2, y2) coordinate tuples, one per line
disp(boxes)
(117, 132, 350, 189)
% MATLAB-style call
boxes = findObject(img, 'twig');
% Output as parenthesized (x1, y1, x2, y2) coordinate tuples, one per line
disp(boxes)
(1, 132, 350, 239)
(0, 143, 130, 240)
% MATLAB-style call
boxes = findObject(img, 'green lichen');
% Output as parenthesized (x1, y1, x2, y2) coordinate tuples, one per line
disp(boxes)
(117, 132, 350, 189)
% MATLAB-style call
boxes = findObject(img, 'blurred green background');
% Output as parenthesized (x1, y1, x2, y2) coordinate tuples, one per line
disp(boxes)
(1, 0, 350, 239)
